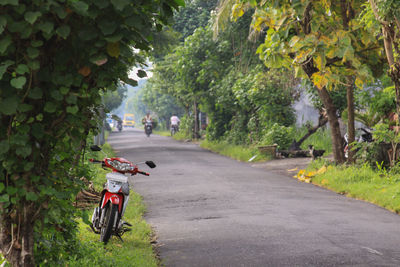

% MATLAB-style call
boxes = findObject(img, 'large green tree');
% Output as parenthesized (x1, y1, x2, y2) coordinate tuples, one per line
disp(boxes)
(365, 0, 400, 125)
(226, 0, 382, 163)
(0, 0, 182, 265)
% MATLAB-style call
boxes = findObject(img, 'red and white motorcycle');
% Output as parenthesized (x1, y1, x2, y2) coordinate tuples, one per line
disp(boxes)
(89, 145, 156, 244)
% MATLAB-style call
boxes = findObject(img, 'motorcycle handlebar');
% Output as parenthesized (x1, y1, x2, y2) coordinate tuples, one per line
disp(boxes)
(89, 159, 103, 163)
(137, 171, 150, 176)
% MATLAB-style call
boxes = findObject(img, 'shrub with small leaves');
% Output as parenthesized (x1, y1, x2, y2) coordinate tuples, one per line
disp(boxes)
(261, 123, 295, 150)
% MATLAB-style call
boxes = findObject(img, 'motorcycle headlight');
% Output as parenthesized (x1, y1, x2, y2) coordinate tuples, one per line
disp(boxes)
(108, 160, 134, 172)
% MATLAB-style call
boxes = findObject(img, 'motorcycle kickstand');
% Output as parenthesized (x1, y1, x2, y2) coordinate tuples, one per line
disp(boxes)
(115, 232, 124, 242)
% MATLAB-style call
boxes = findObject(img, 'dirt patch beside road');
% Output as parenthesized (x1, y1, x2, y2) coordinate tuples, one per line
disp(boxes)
(251, 154, 334, 178)
(251, 157, 313, 177)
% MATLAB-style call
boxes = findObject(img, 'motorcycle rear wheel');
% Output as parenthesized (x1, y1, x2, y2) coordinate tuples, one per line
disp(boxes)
(100, 203, 118, 244)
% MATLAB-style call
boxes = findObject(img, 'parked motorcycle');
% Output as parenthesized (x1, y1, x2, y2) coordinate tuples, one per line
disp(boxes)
(145, 120, 152, 137)
(343, 127, 373, 158)
(89, 145, 156, 244)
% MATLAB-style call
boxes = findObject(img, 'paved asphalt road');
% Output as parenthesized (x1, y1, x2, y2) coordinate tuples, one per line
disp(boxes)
(108, 129, 400, 266)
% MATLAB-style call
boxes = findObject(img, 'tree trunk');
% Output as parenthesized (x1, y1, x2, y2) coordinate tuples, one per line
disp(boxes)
(316, 87, 346, 163)
(340, 0, 356, 163)
(290, 112, 328, 150)
(1, 201, 36, 267)
(302, 62, 346, 164)
(346, 78, 356, 163)
(193, 100, 200, 139)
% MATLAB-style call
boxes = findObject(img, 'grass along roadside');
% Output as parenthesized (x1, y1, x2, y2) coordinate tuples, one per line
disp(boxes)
(303, 159, 400, 214)
(67, 142, 159, 266)
(153, 130, 271, 162)
(200, 140, 271, 162)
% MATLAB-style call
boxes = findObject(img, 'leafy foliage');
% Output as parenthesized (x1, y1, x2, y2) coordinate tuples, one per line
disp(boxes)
(261, 123, 295, 150)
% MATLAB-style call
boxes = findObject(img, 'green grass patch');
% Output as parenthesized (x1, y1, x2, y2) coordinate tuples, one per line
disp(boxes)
(153, 130, 170, 137)
(200, 140, 271, 162)
(68, 192, 158, 267)
(307, 160, 400, 214)
(298, 127, 332, 153)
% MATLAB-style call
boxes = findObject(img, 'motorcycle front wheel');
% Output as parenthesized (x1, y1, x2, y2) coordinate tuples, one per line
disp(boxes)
(100, 203, 119, 244)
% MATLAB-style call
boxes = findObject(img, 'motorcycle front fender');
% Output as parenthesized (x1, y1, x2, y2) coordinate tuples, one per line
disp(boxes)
(101, 191, 124, 213)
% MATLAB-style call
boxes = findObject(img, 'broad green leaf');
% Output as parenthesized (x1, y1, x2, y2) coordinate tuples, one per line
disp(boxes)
(173, 0, 185, 6)
(27, 60, 40, 70)
(35, 113, 43, 121)
(0, 183, 4, 193)
(0, 60, 14, 79)
(0, 194, 9, 203)
(66, 105, 79, 114)
(94, 0, 109, 8)
(28, 87, 42, 99)
(98, 20, 117, 35)
(44, 102, 57, 113)
(289, 36, 300, 48)
(0, 35, 12, 54)
(56, 25, 70, 39)
(16, 64, 29, 74)
(8, 20, 28, 33)
(137, 70, 147, 78)
(26, 192, 38, 201)
(24, 162, 34, 171)
(0, 140, 10, 155)
(16, 146, 32, 158)
(310, 20, 320, 32)
(18, 104, 33, 112)
(6, 186, 17, 195)
(38, 21, 54, 34)
(107, 42, 120, 58)
(21, 26, 32, 39)
(342, 47, 354, 62)
(10, 133, 28, 146)
(10, 76, 27, 89)
(59, 86, 69, 95)
(0, 96, 18, 115)
(104, 33, 123, 42)
(31, 40, 43, 47)
(0, 0, 18, 6)
(312, 72, 328, 89)
(0, 16, 6, 34)
(54, 6, 68, 19)
(314, 54, 326, 70)
(18, 125, 30, 134)
(51, 90, 63, 101)
(66, 95, 77, 104)
(72, 1, 89, 15)
(24, 11, 41, 24)
(124, 78, 138, 87)
(111, 0, 130, 11)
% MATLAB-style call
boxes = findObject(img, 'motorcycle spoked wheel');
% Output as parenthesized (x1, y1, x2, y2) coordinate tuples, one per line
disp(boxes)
(100, 202, 119, 244)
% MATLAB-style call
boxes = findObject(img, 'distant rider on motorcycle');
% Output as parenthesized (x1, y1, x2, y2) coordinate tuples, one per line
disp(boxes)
(142, 112, 153, 137)
(170, 114, 180, 135)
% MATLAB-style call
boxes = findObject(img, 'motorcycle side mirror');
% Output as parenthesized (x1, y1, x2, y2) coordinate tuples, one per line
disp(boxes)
(145, 161, 156, 168)
(90, 145, 102, 152)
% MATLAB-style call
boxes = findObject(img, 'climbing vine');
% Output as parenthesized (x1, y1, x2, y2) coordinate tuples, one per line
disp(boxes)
(0, 0, 182, 265)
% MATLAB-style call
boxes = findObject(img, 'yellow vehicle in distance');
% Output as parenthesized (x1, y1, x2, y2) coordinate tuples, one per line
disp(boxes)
(123, 113, 135, 127)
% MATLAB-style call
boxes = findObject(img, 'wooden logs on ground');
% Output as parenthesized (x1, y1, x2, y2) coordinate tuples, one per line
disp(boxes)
(74, 178, 101, 209)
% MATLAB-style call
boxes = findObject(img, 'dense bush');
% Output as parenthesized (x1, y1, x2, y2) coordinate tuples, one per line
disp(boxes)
(260, 123, 295, 150)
